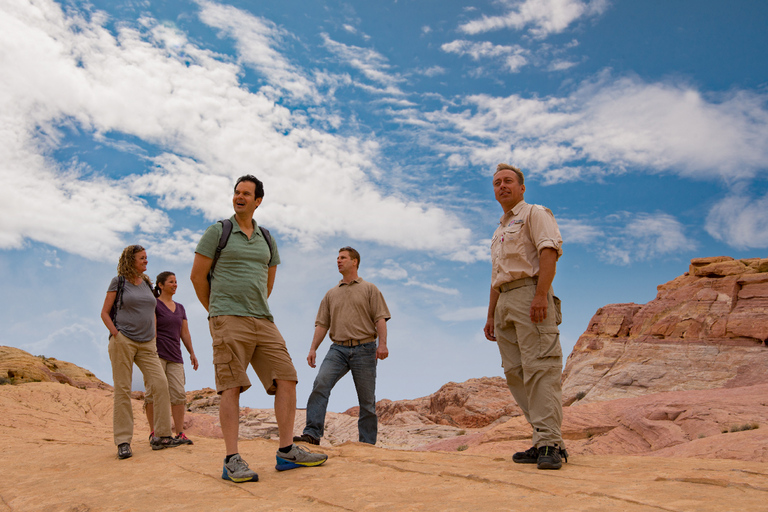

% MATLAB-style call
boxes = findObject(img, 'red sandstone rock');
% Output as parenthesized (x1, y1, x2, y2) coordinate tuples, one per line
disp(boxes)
(371, 377, 521, 429)
(0, 345, 110, 390)
(562, 257, 768, 405)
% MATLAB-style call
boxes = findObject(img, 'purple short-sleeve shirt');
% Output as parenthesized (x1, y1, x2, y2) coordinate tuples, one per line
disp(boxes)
(155, 300, 187, 364)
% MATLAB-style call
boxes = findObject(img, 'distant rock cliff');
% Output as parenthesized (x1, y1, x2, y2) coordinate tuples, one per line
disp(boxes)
(562, 256, 768, 405)
(0, 346, 110, 390)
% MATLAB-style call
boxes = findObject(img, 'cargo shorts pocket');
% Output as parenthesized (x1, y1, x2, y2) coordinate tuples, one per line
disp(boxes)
(210, 317, 233, 365)
(536, 325, 562, 359)
(553, 295, 562, 326)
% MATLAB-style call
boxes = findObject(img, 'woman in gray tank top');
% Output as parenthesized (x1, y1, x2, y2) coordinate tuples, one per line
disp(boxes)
(100, 245, 183, 459)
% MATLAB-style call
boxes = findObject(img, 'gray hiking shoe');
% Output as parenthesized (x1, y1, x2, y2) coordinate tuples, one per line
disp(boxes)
(150, 436, 183, 450)
(275, 444, 328, 471)
(222, 454, 259, 483)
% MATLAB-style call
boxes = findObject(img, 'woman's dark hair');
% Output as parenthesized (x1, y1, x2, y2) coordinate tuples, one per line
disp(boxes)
(153, 271, 176, 298)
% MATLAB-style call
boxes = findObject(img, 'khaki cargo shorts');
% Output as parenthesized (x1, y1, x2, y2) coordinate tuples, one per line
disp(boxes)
(209, 315, 297, 395)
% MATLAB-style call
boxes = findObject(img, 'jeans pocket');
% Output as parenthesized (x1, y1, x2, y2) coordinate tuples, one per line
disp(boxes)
(536, 325, 562, 358)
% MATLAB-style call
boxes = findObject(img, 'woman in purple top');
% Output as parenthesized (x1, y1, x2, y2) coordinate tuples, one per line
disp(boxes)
(144, 271, 199, 445)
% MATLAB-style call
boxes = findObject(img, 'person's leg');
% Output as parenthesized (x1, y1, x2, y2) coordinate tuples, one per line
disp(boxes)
(220, 387, 241, 455)
(134, 340, 173, 437)
(145, 403, 154, 434)
(108, 333, 138, 446)
(494, 292, 529, 423)
(165, 362, 187, 435)
(274, 379, 297, 448)
(349, 342, 378, 444)
(304, 344, 350, 439)
(511, 287, 563, 449)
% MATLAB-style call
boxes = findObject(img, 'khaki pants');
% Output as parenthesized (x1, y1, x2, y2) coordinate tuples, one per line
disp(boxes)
(108, 332, 172, 445)
(495, 285, 564, 448)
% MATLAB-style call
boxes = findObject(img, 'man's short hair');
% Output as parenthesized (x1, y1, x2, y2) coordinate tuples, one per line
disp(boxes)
(235, 175, 265, 198)
(495, 163, 524, 185)
(339, 246, 360, 268)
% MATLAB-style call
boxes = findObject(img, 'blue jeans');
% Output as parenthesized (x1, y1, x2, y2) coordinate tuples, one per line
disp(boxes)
(304, 342, 378, 444)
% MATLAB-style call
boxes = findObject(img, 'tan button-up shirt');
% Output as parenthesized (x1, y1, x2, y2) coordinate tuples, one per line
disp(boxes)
(315, 277, 391, 342)
(491, 201, 562, 292)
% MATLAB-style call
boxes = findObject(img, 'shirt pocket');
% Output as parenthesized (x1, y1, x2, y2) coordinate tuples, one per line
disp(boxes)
(499, 223, 525, 258)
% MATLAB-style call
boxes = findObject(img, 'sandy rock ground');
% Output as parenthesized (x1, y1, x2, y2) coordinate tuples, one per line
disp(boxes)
(2, 382, 768, 512)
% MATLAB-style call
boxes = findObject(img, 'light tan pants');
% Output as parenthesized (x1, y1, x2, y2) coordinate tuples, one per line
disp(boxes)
(108, 332, 172, 445)
(495, 285, 564, 448)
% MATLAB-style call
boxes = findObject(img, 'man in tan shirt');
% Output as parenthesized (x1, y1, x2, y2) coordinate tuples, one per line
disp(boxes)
(294, 247, 391, 445)
(483, 163, 567, 470)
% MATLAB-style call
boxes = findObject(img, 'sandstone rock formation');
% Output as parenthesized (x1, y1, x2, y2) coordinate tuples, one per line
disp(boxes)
(561, 256, 768, 405)
(0, 345, 110, 390)
(372, 376, 521, 428)
(2, 381, 767, 511)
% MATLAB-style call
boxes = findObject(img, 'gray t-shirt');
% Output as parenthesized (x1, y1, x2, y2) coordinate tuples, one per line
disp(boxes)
(108, 276, 156, 342)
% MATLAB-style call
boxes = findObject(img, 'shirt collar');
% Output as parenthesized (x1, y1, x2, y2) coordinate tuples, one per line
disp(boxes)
(338, 276, 363, 287)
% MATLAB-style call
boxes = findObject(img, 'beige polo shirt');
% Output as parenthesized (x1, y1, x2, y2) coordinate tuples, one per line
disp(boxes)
(491, 201, 562, 292)
(315, 277, 390, 342)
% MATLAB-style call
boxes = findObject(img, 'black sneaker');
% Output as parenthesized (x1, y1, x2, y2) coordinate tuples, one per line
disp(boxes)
(512, 446, 538, 464)
(150, 436, 183, 450)
(117, 443, 132, 460)
(175, 432, 194, 445)
(292, 433, 320, 445)
(536, 445, 562, 470)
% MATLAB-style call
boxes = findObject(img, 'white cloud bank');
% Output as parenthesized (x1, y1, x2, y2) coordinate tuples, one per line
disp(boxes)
(420, 75, 768, 186)
(0, 0, 484, 263)
(459, 0, 609, 38)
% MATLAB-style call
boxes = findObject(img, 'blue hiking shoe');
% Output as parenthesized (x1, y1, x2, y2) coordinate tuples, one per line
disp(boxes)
(275, 444, 328, 471)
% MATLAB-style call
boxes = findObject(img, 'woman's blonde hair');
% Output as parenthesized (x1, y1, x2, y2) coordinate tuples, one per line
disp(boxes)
(117, 245, 152, 286)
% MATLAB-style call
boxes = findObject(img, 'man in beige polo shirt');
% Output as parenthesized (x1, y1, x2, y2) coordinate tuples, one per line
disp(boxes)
(294, 247, 390, 445)
(483, 163, 567, 470)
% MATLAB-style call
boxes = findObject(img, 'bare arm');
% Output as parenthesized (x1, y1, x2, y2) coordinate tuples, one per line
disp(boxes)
(530, 247, 557, 323)
(180, 319, 198, 371)
(375, 318, 388, 360)
(190, 253, 213, 312)
(267, 265, 276, 297)
(484, 286, 500, 341)
(307, 325, 329, 368)
(100, 291, 119, 338)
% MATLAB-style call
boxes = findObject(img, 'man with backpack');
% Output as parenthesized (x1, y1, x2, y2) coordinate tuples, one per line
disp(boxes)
(190, 175, 327, 483)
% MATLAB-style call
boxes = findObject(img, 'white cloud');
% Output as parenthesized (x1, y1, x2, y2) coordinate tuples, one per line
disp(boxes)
(441, 40, 529, 72)
(196, 0, 319, 102)
(459, 0, 610, 38)
(558, 212, 695, 265)
(438, 306, 487, 322)
(705, 192, 768, 249)
(0, 0, 486, 263)
(421, 75, 768, 184)
(321, 33, 405, 90)
(602, 212, 695, 265)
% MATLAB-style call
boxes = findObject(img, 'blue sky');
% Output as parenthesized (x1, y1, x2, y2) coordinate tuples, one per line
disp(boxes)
(1, 0, 767, 411)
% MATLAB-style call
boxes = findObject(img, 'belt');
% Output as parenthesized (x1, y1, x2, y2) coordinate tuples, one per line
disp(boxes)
(333, 337, 376, 347)
(499, 276, 538, 293)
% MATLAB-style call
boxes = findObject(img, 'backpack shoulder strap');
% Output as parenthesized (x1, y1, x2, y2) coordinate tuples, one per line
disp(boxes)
(110, 276, 126, 324)
(208, 219, 233, 283)
(259, 226, 273, 264)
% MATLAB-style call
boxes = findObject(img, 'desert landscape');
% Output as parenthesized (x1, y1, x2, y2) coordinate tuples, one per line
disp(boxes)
(1, 256, 767, 511)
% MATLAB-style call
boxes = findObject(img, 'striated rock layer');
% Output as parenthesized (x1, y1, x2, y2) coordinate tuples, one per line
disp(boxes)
(0, 345, 110, 390)
(562, 256, 768, 405)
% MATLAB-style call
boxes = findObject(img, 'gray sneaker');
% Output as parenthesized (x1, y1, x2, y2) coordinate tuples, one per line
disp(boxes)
(275, 444, 328, 471)
(222, 454, 259, 483)
(150, 436, 183, 450)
